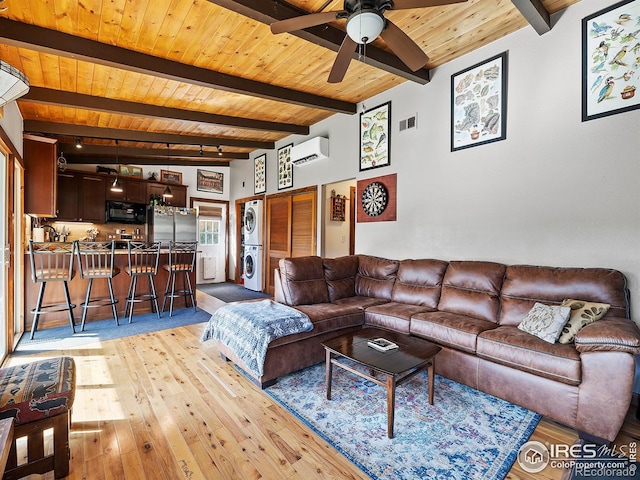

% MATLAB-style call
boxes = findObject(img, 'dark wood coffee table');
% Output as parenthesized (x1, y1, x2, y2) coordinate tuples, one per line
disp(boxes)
(321, 327, 441, 438)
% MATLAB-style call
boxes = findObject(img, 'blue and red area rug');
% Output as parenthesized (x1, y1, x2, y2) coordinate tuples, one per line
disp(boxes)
(265, 360, 541, 480)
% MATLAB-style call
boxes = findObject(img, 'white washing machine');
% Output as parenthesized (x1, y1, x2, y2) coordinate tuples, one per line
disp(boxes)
(243, 200, 263, 246)
(243, 245, 263, 291)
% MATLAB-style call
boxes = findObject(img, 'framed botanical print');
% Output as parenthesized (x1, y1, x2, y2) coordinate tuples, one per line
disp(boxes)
(277, 143, 293, 190)
(451, 52, 508, 151)
(360, 101, 390, 171)
(582, 0, 640, 121)
(254, 154, 266, 194)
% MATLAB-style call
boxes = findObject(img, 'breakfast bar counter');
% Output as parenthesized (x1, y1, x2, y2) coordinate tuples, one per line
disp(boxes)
(23, 251, 197, 332)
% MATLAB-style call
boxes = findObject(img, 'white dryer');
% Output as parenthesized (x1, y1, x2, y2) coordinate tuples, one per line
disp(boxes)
(244, 200, 263, 246)
(243, 245, 263, 291)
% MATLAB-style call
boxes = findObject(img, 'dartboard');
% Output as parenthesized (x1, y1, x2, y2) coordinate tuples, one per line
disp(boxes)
(361, 181, 388, 217)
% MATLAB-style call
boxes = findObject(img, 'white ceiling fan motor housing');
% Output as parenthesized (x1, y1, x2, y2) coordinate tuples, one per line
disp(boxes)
(346, 11, 385, 44)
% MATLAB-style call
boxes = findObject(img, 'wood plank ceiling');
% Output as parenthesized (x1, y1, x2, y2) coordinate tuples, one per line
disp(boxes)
(0, 0, 580, 166)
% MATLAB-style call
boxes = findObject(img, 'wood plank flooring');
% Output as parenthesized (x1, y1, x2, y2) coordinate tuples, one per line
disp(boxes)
(7, 291, 639, 479)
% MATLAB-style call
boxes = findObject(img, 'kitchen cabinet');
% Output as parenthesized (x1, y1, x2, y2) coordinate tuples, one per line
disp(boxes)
(105, 178, 147, 203)
(24, 137, 58, 217)
(56, 172, 106, 223)
(147, 182, 187, 207)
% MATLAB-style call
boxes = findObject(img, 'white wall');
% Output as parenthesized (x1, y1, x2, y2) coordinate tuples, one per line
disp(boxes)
(0, 101, 24, 157)
(323, 179, 355, 258)
(230, 0, 640, 317)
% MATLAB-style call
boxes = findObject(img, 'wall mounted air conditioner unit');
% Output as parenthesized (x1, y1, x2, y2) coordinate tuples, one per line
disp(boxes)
(291, 137, 329, 166)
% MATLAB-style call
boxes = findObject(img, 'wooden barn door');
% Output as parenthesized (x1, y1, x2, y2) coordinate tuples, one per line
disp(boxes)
(265, 188, 317, 295)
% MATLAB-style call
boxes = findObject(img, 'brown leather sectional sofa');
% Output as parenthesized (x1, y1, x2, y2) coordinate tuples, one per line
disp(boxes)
(219, 254, 640, 444)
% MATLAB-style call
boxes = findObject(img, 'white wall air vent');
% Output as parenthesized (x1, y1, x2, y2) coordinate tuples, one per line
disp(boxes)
(399, 114, 418, 133)
(291, 137, 329, 165)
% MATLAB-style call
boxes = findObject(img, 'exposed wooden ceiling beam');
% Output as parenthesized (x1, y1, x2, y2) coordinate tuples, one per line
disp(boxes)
(208, 0, 431, 84)
(24, 121, 275, 150)
(23, 87, 309, 135)
(64, 155, 231, 167)
(59, 143, 249, 160)
(510, 0, 551, 35)
(0, 18, 356, 114)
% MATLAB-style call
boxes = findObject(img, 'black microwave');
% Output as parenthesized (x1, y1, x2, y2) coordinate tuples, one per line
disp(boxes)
(106, 201, 147, 224)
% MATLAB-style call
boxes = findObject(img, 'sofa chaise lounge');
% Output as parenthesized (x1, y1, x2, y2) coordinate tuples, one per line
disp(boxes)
(216, 254, 640, 444)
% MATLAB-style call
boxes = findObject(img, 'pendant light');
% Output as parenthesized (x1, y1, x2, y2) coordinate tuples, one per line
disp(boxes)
(110, 140, 123, 193)
(163, 143, 173, 199)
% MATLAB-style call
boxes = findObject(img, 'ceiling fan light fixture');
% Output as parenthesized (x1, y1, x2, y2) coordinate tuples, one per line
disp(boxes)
(346, 11, 385, 44)
(0, 60, 29, 107)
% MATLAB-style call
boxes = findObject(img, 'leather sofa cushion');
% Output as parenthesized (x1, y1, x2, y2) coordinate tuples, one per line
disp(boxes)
(269, 303, 365, 348)
(355, 255, 399, 300)
(410, 311, 499, 353)
(323, 256, 358, 302)
(332, 295, 389, 310)
(279, 256, 329, 305)
(499, 265, 629, 326)
(365, 302, 437, 333)
(391, 259, 448, 307)
(477, 326, 581, 385)
(438, 261, 506, 323)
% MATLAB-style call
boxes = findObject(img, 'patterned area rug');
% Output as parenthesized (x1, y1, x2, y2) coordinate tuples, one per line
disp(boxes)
(265, 360, 541, 480)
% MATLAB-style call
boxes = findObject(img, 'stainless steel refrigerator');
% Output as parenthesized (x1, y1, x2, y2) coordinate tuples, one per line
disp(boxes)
(147, 206, 197, 246)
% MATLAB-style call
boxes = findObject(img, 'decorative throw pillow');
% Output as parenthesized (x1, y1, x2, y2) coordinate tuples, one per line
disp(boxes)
(517, 302, 571, 344)
(557, 299, 610, 344)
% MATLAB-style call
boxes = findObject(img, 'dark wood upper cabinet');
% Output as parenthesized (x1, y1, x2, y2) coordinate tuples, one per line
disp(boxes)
(105, 178, 147, 203)
(24, 137, 58, 217)
(147, 182, 187, 207)
(56, 172, 106, 223)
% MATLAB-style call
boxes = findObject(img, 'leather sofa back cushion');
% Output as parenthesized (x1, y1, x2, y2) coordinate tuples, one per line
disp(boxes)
(279, 256, 330, 305)
(323, 256, 359, 302)
(438, 261, 506, 323)
(391, 259, 448, 307)
(355, 255, 399, 300)
(499, 265, 629, 326)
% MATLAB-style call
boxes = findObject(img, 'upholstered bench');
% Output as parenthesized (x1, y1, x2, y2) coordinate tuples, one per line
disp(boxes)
(0, 357, 76, 480)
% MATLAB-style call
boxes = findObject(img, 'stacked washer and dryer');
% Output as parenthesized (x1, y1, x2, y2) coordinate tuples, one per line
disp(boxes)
(243, 200, 263, 291)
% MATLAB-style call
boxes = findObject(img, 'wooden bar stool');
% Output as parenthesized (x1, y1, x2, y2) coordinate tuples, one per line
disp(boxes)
(124, 242, 161, 323)
(28, 241, 76, 339)
(75, 240, 120, 330)
(161, 241, 198, 316)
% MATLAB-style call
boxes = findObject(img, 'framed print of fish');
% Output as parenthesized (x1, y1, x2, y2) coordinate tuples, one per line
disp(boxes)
(360, 101, 390, 171)
(451, 52, 508, 151)
(254, 154, 266, 194)
(277, 143, 293, 190)
(582, 0, 640, 121)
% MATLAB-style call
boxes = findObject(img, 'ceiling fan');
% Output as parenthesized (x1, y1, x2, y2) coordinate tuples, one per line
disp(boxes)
(271, 0, 467, 83)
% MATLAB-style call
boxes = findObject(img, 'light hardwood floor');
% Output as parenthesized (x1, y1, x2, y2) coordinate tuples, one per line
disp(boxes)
(8, 291, 640, 479)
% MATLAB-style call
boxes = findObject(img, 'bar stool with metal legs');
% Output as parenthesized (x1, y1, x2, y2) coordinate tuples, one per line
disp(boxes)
(161, 241, 198, 316)
(124, 241, 161, 323)
(28, 240, 76, 339)
(75, 240, 120, 330)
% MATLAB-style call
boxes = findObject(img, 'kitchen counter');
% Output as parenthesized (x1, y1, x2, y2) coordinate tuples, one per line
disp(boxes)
(23, 252, 197, 331)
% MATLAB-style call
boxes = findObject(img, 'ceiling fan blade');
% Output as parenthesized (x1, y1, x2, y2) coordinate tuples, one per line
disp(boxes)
(379, 20, 429, 71)
(270, 11, 345, 34)
(391, 0, 467, 9)
(328, 35, 358, 83)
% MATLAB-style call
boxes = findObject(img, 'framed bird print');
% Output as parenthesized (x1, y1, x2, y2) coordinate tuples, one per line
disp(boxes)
(277, 143, 293, 190)
(254, 154, 266, 194)
(451, 52, 508, 151)
(360, 101, 390, 171)
(582, 0, 640, 121)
